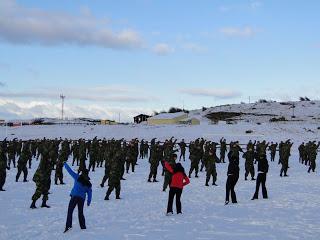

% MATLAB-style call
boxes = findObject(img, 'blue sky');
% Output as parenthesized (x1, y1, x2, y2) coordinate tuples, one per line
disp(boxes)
(0, 0, 319, 121)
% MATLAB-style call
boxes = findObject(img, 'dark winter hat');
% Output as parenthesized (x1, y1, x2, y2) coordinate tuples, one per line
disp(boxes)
(81, 168, 89, 176)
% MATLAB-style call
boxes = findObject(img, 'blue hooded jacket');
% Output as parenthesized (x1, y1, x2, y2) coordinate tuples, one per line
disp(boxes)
(64, 163, 92, 206)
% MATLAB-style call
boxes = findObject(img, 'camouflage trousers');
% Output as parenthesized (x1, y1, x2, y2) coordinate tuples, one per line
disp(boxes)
(206, 167, 217, 184)
(101, 168, 110, 186)
(189, 161, 199, 177)
(55, 167, 64, 184)
(32, 182, 50, 201)
(106, 182, 121, 198)
(148, 163, 159, 180)
(0, 170, 6, 189)
(245, 163, 255, 179)
(162, 171, 172, 191)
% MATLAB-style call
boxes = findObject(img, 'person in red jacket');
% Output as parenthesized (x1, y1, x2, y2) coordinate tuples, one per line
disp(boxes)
(164, 155, 190, 215)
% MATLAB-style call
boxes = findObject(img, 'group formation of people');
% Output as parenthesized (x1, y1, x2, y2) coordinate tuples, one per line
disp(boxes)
(298, 141, 320, 173)
(0, 137, 319, 232)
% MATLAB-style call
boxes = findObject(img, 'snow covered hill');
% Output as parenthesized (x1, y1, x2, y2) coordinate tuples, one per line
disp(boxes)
(195, 100, 320, 124)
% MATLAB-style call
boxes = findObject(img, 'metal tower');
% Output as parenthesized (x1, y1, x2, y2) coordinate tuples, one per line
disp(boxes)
(60, 94, 66, 120)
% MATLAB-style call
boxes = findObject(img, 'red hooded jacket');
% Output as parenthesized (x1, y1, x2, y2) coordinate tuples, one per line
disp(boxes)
(165, 161, 190, 189)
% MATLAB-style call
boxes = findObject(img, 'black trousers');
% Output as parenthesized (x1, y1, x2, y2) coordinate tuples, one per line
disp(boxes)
(225, 174, 239, 203)
(167, 187, 183, 214)
(253, 173, 268, 199)
(66, 196, 86, 230)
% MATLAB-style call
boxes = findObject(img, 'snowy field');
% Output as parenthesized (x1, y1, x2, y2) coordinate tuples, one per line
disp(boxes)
(0, 123, 320, 240)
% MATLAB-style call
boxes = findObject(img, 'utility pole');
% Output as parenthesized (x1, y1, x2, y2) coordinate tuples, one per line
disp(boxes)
(60, 94, 66, 120)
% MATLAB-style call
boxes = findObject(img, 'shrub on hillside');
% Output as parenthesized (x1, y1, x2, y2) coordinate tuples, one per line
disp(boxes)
(270, 116, 286, 122)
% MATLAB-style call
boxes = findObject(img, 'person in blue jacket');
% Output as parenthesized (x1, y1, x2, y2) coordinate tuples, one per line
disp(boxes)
(64, 163, 92, 233)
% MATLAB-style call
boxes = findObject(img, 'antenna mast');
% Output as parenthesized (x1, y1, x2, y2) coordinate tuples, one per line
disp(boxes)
(60, 94, 66, 120)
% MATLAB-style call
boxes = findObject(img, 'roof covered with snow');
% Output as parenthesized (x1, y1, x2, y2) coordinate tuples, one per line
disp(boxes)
(149, 112, 187, 120)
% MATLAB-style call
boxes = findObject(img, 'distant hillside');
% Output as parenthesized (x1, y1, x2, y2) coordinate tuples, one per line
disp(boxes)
(195, 100, 320, 124)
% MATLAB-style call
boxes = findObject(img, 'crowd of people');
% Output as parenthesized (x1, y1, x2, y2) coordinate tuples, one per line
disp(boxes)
(0, 137, 319, 231)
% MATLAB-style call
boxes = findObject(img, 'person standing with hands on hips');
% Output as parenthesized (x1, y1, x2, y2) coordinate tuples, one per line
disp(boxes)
(164, 154, 190, 215)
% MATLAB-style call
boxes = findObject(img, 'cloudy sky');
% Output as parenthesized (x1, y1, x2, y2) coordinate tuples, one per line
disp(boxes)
(0, 0, 319, 122)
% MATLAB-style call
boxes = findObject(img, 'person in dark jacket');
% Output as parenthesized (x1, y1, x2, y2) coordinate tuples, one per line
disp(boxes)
(251, 154, 269, 200)
(164, 154, 190, 215)
(64, 163, 92, 233)
(225, 151, 240, 205)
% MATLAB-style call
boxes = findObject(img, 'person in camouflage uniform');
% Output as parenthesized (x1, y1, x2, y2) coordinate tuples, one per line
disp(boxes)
(105, 149, 123, 200)
(205, 147, 218, 186)
(279, 140, 293, 177)
(307, 141, 320, 173)
(78, 139, 87, 174)
(55, 141, 69, 185)
(88, 137, 98, 172)
(30, 140, 38, 168)
(16, 142, 31, 182)
(219, 138, 227, 163)
(242, 147, 255, 181)
(7, 139, 17, 168)
(163, 153, 177, 192)
(30, 142, 53, 209)
(188, 139, 202, 178)
(0, 144, 10, 191)
(148, 142, 162, 182)
(143, 141, 149, 159)
(199, 138, 205, 172)
(126, 141, 136, 173)
(305, 141, 313, 166)
(139, 140, 145, 159)
(100, 142, 111, 188)
(268, 142, 278, 162)
(178, 139, 187, 161)
(71, 140, 79, 166)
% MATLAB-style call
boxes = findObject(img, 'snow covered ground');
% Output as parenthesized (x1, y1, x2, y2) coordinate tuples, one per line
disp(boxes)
(0, 122, 320, 240)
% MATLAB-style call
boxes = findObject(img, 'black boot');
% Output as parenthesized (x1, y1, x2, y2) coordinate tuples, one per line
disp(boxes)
(153, 179, 158, 182)
(30, 200, 37, 209)
(64, 227, 72, 233)
(41, 199, 50, 208)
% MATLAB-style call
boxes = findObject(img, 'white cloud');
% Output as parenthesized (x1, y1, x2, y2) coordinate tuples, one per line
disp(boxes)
(220, 27, 257, 38)
(180, 88, 242, 99)
(181, 43, 207, 53)
(250, 1, 263, 10)
(0, 98, 154, 122)
(0, 0, 143, 49)
(153, 43, 174, 56)
(0, 85, 157, 103)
